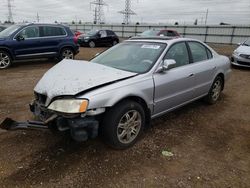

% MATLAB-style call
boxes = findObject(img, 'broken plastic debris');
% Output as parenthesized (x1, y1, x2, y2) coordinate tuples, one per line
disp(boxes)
(162, 150, 174, 157)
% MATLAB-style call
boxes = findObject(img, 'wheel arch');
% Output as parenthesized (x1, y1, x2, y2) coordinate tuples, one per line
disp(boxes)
(0, 47, 14, 60)
(59, 45, 75, 55)
(216, 73, 225, 90)
(110, 96, 152, 128)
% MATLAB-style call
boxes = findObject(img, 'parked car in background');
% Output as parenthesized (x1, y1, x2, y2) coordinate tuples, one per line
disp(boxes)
(1, 37, 231, 149)
(231, 38, 250, 67)
(139, 29, 181, 38)
(74, 30, 83, 37)
(0, 23, 79, 69)
(78, 29, 119, 48)
(0, 26, 6, 32)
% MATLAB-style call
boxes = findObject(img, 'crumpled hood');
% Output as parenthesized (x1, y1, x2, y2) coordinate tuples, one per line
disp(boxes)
(34, 59, 136, 100)
(237, 46, 250, 55)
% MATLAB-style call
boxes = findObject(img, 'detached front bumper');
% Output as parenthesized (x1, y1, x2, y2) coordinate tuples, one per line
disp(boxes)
(0, 101, 100, 142)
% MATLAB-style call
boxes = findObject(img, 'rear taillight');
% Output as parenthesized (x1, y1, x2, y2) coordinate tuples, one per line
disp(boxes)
(73, 36, 78, 44)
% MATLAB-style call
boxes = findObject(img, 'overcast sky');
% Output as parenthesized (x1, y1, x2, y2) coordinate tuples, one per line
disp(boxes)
(0, 0, 250, 25)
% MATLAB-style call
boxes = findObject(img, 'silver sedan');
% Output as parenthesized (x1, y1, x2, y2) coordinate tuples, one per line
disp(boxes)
(232, 38, 250, 67)
(21, 37, 232, 149)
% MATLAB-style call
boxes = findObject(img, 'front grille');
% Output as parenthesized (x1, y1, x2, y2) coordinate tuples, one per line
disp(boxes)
(237, 61, 250, 66)
(239, 54, 250, 59)
(34, 92, 47, 106)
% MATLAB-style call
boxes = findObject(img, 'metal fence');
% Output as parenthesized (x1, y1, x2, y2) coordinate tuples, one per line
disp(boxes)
(69, 24, 250, 44)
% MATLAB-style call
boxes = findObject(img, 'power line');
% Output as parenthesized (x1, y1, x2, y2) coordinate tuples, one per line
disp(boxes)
(90, 0, 108, 24)
(118, 0, 137, 25)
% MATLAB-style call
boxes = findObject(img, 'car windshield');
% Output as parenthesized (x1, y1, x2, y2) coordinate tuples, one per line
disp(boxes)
(91, 42, 166, 73)
(0, 25, 21, 38)
(141, 30, 160, 36)
(87, 29, 98, 36)
(243, 39, 250, 46)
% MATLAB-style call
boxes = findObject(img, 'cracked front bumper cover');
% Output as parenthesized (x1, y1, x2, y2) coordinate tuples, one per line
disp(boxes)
(0, 118, 49, 131)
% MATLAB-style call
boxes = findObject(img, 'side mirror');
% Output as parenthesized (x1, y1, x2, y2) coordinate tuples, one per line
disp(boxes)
(162, 59, 176, 71)
(16, 35, 25, 41)
(97, 33, 101, 38)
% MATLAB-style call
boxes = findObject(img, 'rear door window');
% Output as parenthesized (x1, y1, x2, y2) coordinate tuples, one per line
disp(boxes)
(41, 26, 66, 37)
(107, 30, 115, 36)
(188, 42, 209, 63)
(99, 30, 107, 38)
(167, 31, 176, 37)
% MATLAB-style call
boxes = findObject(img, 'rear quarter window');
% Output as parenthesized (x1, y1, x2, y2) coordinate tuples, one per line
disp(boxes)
(107, 30, 115, 36)
(41, 26, 66, 37)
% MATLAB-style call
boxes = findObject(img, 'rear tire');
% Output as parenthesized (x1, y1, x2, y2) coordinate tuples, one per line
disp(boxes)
(204, 76, 223, 104)
(0, 51, 12, 69)
(60, 48, 74, 60)
(101, 100, 145, 149)
(112, 40, 118, 46)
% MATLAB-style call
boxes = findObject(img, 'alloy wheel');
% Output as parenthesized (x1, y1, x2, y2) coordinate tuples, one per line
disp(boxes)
(0, 52, 11, 69)
(117, 110, 142, 144)
(89, 41, 95, 48)
(211, 80, 222, 101)
(113, 41, 118, 46)
(62, 49, 74, 59)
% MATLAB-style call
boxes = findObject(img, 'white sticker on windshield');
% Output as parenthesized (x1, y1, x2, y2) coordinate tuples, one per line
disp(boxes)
(141, 45, 160, 49)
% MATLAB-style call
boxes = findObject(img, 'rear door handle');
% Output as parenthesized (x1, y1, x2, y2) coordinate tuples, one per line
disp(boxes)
(188, 73, 194, 77)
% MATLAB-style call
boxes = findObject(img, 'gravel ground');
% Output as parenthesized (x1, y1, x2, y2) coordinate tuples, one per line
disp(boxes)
(0, 44, 249, 188)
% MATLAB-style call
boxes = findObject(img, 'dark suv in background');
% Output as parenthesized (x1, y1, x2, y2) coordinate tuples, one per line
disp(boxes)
(78, 29, 119, 48)
(0, 23, 79, 69)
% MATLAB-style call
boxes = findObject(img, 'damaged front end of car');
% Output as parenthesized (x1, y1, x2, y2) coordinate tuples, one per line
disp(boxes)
(0, 59, 137, 142)
(32, 92, 105, 141)
(1, 93, 103, 142)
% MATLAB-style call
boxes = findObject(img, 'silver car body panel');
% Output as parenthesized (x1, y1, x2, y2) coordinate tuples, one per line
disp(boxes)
(34, 38, 231, 118)
(34, 59, 137, 104)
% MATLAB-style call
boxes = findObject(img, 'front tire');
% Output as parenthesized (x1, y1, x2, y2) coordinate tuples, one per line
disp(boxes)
(0, 51, 12, 69)
(89, 41, 96, 48)
(205, 76, 223, 104)
(101, 100, 145, 149)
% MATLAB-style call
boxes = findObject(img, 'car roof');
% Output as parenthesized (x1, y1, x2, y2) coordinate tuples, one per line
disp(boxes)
(147, 28, 177, 32)
(128, 37, 201, 45)
(14, 23, 67, 27)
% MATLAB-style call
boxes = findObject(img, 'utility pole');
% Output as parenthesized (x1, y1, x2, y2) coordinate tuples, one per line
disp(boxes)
(118, 0, 137, 25)
(7, 0, 14, 23)
(90, 0, 108, 24)
(36, 13, 40, 23)
(205, 9, 209, 25)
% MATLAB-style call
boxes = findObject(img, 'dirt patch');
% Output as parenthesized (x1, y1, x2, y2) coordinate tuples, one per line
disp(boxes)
(0, 44, 250, 187)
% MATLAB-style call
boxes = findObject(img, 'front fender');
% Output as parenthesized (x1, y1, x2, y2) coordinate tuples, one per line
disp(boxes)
(78, 76, 155, 112)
